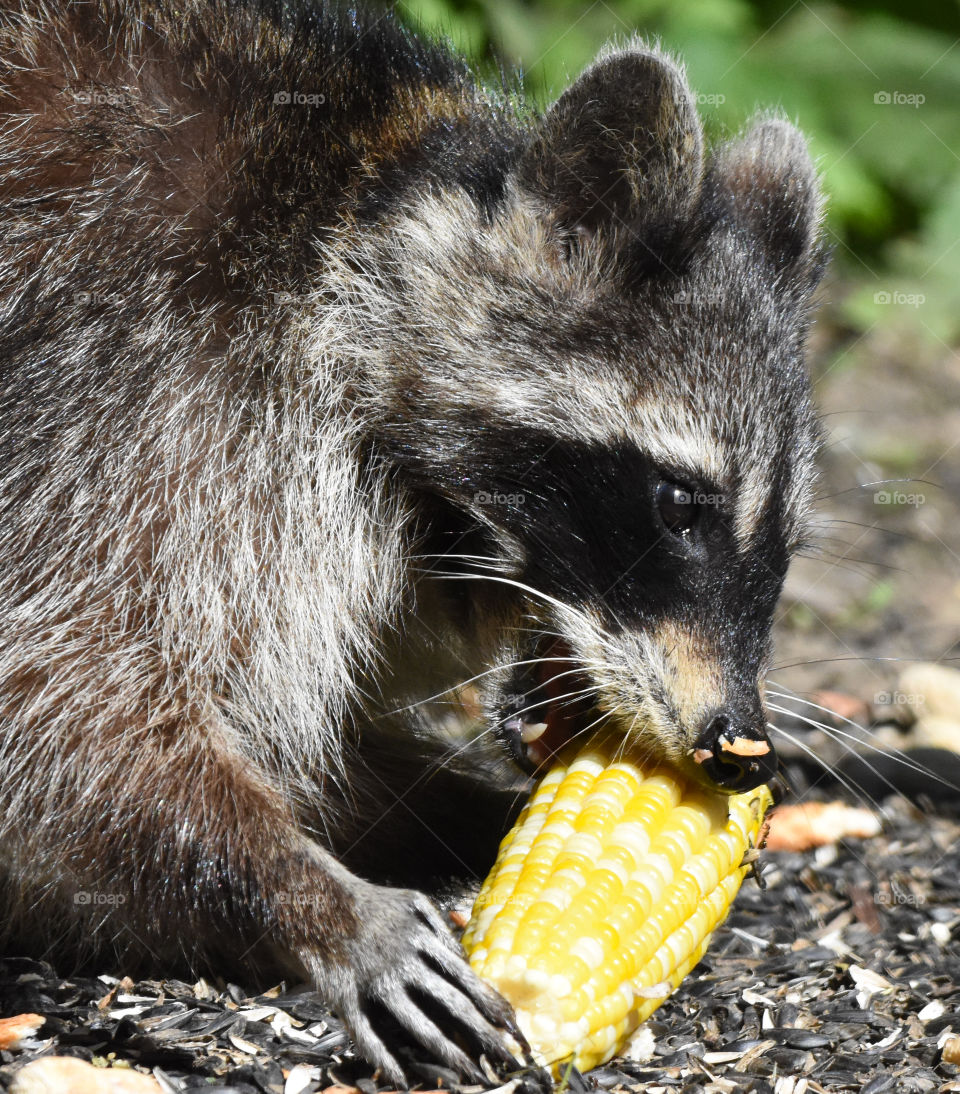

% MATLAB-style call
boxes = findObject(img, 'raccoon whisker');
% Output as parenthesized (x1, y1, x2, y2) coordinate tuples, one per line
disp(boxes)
(792, 546, 908, 576)
(493, 601, 621, 670)
(508, 623, 577, 639)
(553, 688, 602, 713)
(784, 719, 960, 795)
(415, 551, 506, 562)
(789, 555, 904, 581)
(608, 708, 641, 766)
(763, 684, 870, 728)
(411, 732, 503, 786)
(766, 695, 886, 749)
(814, 477, 939, 503)
(765, 695, 960, 794)
(812, 518, 910, 533)
(378, 655, 582, 718)
(769, 655, 922, 671)
(483, 689, 601, 746)
(486, 682, 599, 731)
(522, 525, 641, 642)
(561, 704, 623, 753)
(768, 723, 890, 818)
(507, 622, 618, 672)
(476, 682, 603, 743)
(810, 518, 936, 552)
(417, 551, 507, 560)
(617, 712, 669, 769)
(379, 675, 602, 794)
(768, 710, 936, 815)
(522, 523, 608, 607)
(584, 705, 632, 764)
(796, 532, 867, 551)
(415, 551, 514, 573)
(425, 569, 596, 631)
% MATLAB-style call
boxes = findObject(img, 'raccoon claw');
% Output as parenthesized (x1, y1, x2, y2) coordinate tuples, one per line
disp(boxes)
(304, 883, 523, 1085)
(502, 1012, 531, 1054)
(337, 1003, 408, 1089)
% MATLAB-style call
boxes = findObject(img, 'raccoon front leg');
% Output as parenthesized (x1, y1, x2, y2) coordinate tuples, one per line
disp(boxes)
(16, 727, 520, 1086)
(294, 863, 522, 1085)
(298, 863, 524, 1085)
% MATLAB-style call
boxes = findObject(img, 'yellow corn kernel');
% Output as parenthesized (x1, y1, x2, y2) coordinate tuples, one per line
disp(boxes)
(463, 738, 771, 1076)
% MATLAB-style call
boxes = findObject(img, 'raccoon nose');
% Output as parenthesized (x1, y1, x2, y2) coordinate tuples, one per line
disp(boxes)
(692, 712, 777, 792)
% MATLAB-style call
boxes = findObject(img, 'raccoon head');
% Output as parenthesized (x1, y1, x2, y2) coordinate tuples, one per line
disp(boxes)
(365, 44, 824, 793)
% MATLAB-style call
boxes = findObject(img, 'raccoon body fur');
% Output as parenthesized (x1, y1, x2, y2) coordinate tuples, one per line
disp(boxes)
(0, 0, 824, 1083)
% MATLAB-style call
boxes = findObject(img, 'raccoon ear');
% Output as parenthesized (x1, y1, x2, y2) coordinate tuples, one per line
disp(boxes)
(712, 119, 823, 276)
(518, 46, 704, 238)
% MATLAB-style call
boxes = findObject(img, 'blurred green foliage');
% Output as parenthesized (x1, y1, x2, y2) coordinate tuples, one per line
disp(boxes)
(396, 0, 960, 344)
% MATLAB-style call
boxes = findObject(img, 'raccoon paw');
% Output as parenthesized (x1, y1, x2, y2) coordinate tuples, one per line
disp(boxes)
(305, 883, 525, 1087)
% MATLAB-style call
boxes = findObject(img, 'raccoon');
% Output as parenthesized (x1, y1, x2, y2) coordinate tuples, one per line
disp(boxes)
(0, 0, 824, 1083)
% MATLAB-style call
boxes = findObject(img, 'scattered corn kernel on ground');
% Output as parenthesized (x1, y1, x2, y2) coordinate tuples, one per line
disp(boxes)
(463, 738, 772, 1076)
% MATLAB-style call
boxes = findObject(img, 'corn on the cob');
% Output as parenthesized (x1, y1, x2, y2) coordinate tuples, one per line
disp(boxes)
(463, 739, 771, 1076)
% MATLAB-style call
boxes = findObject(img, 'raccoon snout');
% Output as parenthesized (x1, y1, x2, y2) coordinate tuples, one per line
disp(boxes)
(692, 712, 778, 792)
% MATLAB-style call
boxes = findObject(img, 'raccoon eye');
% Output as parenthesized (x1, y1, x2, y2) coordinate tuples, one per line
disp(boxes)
(656, 481, 698, 536)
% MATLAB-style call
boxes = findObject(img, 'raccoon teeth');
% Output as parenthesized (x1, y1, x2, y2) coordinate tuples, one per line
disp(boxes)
(525, 741, 548, 767)
(520, 720, 548, 743)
